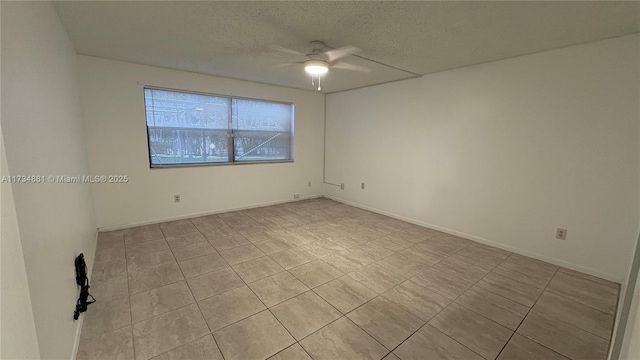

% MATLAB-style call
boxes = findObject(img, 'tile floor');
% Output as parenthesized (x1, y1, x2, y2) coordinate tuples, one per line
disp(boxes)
(78, 198, 620, 360)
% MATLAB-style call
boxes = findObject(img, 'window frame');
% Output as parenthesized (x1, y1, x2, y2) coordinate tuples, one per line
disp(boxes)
(143, 86, 295, 169)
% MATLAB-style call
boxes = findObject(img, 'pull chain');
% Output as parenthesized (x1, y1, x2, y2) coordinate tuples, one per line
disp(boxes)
(311, 75, 315, 87)
(318, 75, 321, 91)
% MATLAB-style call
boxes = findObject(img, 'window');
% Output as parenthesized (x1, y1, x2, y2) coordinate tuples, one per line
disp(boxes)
(144, 87, 293, 167)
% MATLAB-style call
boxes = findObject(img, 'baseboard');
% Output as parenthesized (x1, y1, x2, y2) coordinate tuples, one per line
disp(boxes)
(70, 314, 84, 360)
(97, 194, 323, 232)
(324, 195, 622, 284)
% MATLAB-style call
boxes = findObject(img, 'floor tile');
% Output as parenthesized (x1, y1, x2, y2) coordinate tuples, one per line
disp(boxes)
(232, 256, 285, 283)
(95, 247, 126, 264)
(490, 266, 548, 290)
(381, 280, 450, 322)
(126, 239, 170, 256)
(255, 238, 294, 255)
(190, 214, 225, 229)
(268, 343, 312, 360)
(90, 275, 129, 302)
(456, 286, 529, 330)
(429, 303, 513, 360)
(128, 263, 184, 294)
(347, 247, 385, 263)
(498, 253, 557, 285)
(270, 247, 317, 269)
(411, 267, 474, 300)
(497, 333, 568, 360)
(219, 244, 265, 265)
(242, 230, 282, 244)
(130, 281, 194, 323)
(401, 224, 444, 240)
(378, 234, 415, 249)
(532, 291, 615, 339)
(289, 260, 344, 288)
(351, 242, 396, 260)
(348, 263, 405, 294)
(132, 303, 209, 360)
(198, 285, 266, 331)
(393, 324, 484, 360)
(376, 252, 431, 278)
(199, 225, 239, 240)
(126, 228, 165, 245)
(313, 276, 377, 313)
(258, 216, 298, 230)
(450, 244, 509, 271)
(127, 224, 161, 234)
(403, 246, 444, 266)
(471, 243, 512, 257)
(322, 250, 370, 273)
(207, 233, 250, 252)
(428, 257, 490, 283)
(98, 230, 125, 244)
(370, 237, 410, 252)
(187, 267, 244, 301)
(546, 269, 619, 314)
(91, 258, 127, 282)
(271, 291, 341, 340)
(178, 252, 228, 278)
(77, 326, 134, 360)
(301, 242, 339, 258)
(127, 250, 176, 275)
(171, 242, 216, 262)
(150, 334, 223, 360)
(282, 228, 318, 246)
(347, 297, 424, 350)
(249, 272, 309, 307)
(386, 231, 424, 244)
(300, 317, 388, 360)
(165, 232, 207, 249)
(517, 310, 609, 360)
(411, 237, 467, 257)
(213, 310, 295, 360)
(159, 220, 199, 238)
(81, 297, 131, 339)
(476, 271, 543, 307)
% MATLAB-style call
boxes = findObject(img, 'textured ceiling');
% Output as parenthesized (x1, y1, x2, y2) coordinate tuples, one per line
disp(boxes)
(54, 1, 640, 93)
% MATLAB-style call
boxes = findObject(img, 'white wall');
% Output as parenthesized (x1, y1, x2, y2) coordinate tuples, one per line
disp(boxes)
(78, 56, 325, 229)
(1, 2, 97, 358)
(325, 34, 639, 283)
(1, 129, 40, 359)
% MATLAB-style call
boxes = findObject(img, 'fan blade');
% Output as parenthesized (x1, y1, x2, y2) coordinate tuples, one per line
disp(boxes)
(270, 45, 305, 56)
(323, 46, 361, 62)
(331, 61, 371, 72)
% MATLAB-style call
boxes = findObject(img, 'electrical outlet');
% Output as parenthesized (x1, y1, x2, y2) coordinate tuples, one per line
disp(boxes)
(340, 183, 344, 190)
(308, 181, 311, 187)
(293, 194, 300, 199)
(361, 182, 365, 189)
(174, 194, 180, 203)
(556, 228, 567, 240)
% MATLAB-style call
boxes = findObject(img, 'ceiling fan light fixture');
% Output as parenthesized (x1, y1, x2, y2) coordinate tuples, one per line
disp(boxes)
(304, 60, 329, 75)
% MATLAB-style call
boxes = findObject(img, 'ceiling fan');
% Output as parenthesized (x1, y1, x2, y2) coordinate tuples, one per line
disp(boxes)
(272, 40, 370, 91)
